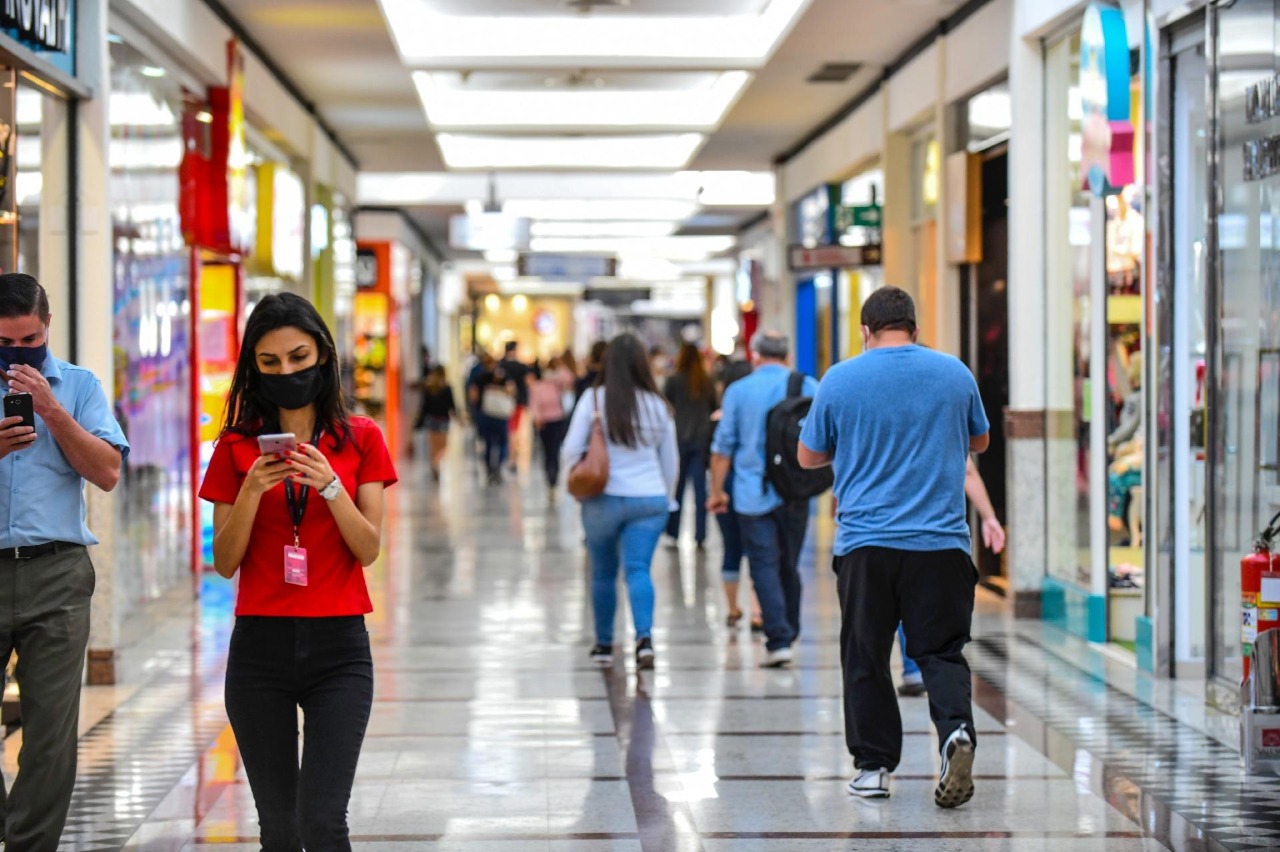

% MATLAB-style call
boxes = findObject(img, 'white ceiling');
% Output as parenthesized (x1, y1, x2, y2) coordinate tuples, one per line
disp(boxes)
(220, 0, 965, 255)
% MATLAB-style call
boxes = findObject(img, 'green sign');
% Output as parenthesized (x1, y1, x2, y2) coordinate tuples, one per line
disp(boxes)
(836, 204, 883, 231)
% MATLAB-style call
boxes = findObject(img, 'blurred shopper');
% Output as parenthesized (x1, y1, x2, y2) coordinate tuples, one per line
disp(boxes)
(897, 457, 1004, 697)
(575, 340, 608, 403)
(0, 273, 128, 849)
(414, 365, 457, 482)
(708, 332, 816, 668)
(500, 341, 532, 471)
(797, 286, 987, 808)
(560, 348, 579, 384)
(529, 356, 574, 491)
(466, 352, 495, 455)
(662, 343, 716, 548)
(649, 345, 672, 385)
(712, 353, 762, 630)
(562, 333, 677, 670)
(473, 358, 516, 485)
(200, 292, 397, 849)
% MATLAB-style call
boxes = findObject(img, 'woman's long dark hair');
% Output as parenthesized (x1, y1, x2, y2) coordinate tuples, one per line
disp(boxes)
(598, 333, 667, 448)
(675, 342, 712, 401)
(222, 293, 350, 446)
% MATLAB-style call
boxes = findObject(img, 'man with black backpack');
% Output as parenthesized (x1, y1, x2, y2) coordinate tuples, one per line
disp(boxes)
(708, 331, 823, 668)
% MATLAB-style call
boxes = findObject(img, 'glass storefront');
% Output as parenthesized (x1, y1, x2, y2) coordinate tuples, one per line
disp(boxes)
(108, 36, 193, 603)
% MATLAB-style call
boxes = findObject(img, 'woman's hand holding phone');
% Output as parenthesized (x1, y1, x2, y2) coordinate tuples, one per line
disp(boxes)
(284, 443, 337, 491)
(243, 453, 293, 497)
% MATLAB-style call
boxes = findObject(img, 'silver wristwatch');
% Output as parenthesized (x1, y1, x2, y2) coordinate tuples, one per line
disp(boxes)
(319, 476, 343, 502)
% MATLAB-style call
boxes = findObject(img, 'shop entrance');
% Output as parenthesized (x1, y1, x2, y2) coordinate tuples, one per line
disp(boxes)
(961, 148, 1009, 591)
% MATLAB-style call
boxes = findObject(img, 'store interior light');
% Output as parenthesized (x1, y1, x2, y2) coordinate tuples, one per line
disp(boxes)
(484, 293, 501, 311)
(139, 66, 166, 78)
(968, 89, 1012, 133)
(414, 71, 749, 130)
(195, 110, 214, 124)
(530, 221, 677, 239)
(503, 198, 698, 222)
(109, 92, 178, 128)
(512, 294, 529, 312)
(484, 248, 518, 263)
(529, 235, 735, 260)
(436, 133, 704, 171)
(378, 0, 808, 66)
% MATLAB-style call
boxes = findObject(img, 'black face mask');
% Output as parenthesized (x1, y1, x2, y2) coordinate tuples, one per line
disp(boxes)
(255, 365, 323, 411)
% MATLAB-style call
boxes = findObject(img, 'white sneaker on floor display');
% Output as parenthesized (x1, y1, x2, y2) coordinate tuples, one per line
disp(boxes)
(847, 768, 890, 799)
(935, 727, 975, 808)
(762, 646, 793, 668)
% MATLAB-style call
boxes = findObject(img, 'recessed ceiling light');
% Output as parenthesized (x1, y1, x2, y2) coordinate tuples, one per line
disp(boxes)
(503, 199, 698, 222)
(530, 221, 677, 239)
(139, 66, 166, 78)
(415, 71, 749, 131)
(377, 0, 810, 69)
(436, 133, 704, 170)
(529, 235, 735, 260)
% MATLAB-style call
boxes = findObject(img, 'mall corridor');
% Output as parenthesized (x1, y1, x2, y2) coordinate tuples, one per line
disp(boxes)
(24, 447, 1271, 852)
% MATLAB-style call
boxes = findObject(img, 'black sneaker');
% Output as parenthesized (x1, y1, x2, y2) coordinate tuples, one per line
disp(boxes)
(935, 727, 975, 808)
(589, 644, 614, 666)
(636, 637, 655, 670)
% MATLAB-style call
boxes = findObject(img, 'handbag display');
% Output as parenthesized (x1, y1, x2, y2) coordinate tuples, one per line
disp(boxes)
(481, 386, 515, 420)
(568, 391, 609, 500)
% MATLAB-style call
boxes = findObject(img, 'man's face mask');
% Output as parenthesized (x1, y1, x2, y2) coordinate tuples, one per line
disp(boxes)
(0, 328, 49, 373)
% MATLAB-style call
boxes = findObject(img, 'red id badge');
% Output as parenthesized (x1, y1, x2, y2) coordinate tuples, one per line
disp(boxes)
(284, 545, 309, 586)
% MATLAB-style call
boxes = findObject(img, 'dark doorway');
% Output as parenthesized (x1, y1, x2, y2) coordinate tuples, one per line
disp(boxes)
(961, 148, 1009, 590)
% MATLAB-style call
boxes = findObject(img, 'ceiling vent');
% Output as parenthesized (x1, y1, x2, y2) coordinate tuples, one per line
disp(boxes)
(563, 0, 630, 11)
(807, 63, 862, 83)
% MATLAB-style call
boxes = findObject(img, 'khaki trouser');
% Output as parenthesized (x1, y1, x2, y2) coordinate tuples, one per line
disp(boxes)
(0, 545, 93, 851)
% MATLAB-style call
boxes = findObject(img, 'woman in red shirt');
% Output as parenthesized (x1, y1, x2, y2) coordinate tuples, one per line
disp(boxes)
(199, 293, 397, 851)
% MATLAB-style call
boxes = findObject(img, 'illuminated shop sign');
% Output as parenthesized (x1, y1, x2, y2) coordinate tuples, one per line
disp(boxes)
(1, 0, 70, 53)
(1078, 2, 1133, 196)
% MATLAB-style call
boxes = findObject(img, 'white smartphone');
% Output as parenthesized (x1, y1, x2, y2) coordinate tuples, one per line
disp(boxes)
(257, 433, 297, 456)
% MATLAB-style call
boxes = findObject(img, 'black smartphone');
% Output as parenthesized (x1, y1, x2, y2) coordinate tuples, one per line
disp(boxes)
(3, 392, 33, 429)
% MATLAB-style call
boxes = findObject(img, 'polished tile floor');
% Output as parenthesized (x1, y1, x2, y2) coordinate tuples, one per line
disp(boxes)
(13, 435, 1274, 851)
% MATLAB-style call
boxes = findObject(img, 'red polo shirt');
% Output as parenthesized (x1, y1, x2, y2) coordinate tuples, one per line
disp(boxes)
(199, 416, 398, 617)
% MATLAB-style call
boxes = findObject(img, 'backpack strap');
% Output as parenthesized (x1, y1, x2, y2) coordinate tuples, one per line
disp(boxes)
(787, 371, 805, 398)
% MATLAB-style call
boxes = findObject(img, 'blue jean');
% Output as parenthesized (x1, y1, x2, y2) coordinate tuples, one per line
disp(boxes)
(582, 495, 668, 646)
(715, 475, 744, 581)
(666, 442, 708, 542)
(738, 501, 809, 651)
(476, 414, 509, 475)
(899, 625, 920, 678)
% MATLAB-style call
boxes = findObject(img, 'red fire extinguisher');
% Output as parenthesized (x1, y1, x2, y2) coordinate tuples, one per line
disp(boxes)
(1243, 509, 1280, 682)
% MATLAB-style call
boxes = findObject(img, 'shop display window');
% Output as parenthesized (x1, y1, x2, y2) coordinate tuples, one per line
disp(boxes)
(108, 37, 193, 604)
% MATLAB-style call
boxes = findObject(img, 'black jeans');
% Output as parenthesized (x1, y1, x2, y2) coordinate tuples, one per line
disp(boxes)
(225, 616, 374, 852)
(537, 418, 569, 486)
(737, 501, 809, 651)
(834, 547, 977, 772)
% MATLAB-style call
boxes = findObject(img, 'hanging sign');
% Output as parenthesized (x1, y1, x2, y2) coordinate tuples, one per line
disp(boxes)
(1, 0, 69, 53)
(1078, 2, 1133, 196)
(788, 244, 882, 271)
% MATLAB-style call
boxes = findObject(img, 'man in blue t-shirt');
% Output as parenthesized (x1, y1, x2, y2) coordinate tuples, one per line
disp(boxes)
(798, 286, 989, 810)
(709, 331, 818, 669)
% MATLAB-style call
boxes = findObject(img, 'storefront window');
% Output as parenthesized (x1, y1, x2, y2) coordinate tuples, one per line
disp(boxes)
(109, 37, 193, 606)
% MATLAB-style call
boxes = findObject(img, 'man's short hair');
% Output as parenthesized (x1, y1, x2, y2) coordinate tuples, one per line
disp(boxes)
(504, 340, 518, 354)
(0, 273, 50, 324)
(750, 331, 789, 360)
(861, 286, 916, 335)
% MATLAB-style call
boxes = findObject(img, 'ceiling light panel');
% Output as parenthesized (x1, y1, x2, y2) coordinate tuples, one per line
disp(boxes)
(414, 71, 749, 131)
(437, 133, 705, 171)
(378, 0, 811, 69)
(530, 221, 677, 239)
(502, 199, 698, 221)
(529, 235, 735, 260)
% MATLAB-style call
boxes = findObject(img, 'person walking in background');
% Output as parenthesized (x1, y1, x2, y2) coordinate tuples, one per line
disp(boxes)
(466, 351, 495, 456)
(712, 350, 762, 631)
(529, 356, 574, 492)
(500, 341, 532, 472)
(200, 292, 397, 849)
(662, 342, 716, 549)
(708, 331, 817, 668)
(575, 340, 608, 403)
(473, 358, 515, 485)
(0, 273, 129, 849)
(414, 365, 457, 483)
(897, 457, 1004, 697)
(797, 286, 987, 808)
(562, 333, 677, 670)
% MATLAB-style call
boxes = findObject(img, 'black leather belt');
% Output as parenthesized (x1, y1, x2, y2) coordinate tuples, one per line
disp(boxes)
(0, 541, 81, 560)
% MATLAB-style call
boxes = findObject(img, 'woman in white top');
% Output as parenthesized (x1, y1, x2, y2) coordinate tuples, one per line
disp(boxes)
(562, 333, 677, 670)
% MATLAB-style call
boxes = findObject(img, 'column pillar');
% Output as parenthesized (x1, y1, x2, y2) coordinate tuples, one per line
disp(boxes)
(1006, 4, 1049, 619)
(770, 163, 795, 341)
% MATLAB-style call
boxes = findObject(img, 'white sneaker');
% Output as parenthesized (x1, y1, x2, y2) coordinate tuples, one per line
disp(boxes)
(935, 727, 975, 808)
(662, 536, 679, 550)
(847, 768, 890, 798)
(762, 646, 793, 668)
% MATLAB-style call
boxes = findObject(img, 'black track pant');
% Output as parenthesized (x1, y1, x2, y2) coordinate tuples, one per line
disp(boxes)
(834, 546, 977, 772)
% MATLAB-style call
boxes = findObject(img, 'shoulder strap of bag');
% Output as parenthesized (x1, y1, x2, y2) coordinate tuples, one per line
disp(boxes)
(787, 371, 805, 399)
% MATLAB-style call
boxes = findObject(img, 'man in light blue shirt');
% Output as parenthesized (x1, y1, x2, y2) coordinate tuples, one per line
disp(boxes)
(709, 331, 817, 668)
(798, 286, 987, 809)
(0, 273, 128, 848)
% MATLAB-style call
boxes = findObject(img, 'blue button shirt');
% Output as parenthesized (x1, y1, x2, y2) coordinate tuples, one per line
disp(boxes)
(711, 363, 818, 517)
(0, 356, 130, 548)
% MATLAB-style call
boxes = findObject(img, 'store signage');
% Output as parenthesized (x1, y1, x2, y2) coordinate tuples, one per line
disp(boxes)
(448, 212, 531, 251)
(788, 243, 882, 271)
(355, 248, 378, 288)
(1245, 75, 1280, 125)
(1078, 2, 1133, 196)
(1243, 72, 1280, 181)
(1, 0, 69, 53)
(517, 253, 616, 281)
